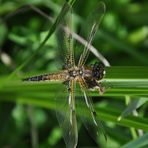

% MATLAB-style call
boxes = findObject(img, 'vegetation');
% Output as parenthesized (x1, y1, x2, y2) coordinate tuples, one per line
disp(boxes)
(0, 0, 148, 147)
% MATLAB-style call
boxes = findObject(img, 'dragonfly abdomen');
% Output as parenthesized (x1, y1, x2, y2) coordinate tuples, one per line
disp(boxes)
(22, 74, 49, 81)
(23, 72, 67, 82)
(48, 73, 66, 80)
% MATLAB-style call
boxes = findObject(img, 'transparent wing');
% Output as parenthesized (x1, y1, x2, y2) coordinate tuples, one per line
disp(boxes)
(77, 77, 107, 142)
(55, 6, 75, 70)
(78, 2, 106, 67)
(64, 8, 75, 68)
(55, 80, 78, 148)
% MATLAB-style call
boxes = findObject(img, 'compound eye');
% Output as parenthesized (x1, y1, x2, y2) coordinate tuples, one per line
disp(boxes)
(92, 62, 105, 80)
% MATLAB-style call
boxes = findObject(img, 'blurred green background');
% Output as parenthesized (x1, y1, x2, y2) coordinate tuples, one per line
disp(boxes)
(0, 0, 148, 148)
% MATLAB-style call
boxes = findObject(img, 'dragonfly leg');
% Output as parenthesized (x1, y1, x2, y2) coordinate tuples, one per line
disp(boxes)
(97, 82, 105, 95)
(63, 80, 69, 85)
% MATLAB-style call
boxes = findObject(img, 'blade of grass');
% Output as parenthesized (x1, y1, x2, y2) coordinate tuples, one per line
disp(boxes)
(0, 66, 148, 131)
(105, 66, 148, 79)
(7, 0, 77, 80)
(0, 92, 148, 131)
(121, 133, 148, 148)
(1, 80, 148, 96)
(99, 30, 148, 64)
(118, 97, 148, 121)
(1, 66, 148, 96)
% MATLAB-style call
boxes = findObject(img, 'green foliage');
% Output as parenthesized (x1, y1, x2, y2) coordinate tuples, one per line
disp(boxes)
(121, 133, 148, 148)
(0, 0, 148, 147)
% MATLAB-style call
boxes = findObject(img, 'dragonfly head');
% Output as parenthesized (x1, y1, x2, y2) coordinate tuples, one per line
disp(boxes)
(92, 62, 105, 80)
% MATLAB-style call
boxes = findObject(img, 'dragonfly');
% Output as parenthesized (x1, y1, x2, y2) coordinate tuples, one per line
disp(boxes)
(23, 1, 106, 148)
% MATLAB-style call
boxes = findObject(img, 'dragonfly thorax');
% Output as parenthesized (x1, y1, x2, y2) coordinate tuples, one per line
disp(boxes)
(68, 66, 84, 79)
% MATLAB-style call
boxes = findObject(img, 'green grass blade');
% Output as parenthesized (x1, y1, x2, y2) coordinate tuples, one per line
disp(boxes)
(99, 30, 148, 64)
(96, 107, 148, 131)
(121, 133, 148, 148)
(1, 66, 148, 95)
(105, 66, 148, 79)
(0, 66, 148, 131)
(118, 97, 148, 121)
(0, 92, 148, 131)
(7, 0, 77, 80)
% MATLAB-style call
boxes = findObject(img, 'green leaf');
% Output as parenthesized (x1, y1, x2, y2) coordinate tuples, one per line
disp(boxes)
(8, 0, 77, 80)
(121, 133, 148, 148)
(0, 91, 148, 131)
(96, 107, 148, 131)
(0, 66, 148, 132)
(118, 97, 148, 121)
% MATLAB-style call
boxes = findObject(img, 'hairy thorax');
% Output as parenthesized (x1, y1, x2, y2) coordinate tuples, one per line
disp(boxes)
(66, 66, 92, 81)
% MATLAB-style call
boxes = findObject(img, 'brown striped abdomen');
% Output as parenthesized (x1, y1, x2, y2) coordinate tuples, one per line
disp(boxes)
(22, 72, 67, 82)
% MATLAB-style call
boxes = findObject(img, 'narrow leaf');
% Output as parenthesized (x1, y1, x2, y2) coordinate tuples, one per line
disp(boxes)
(118, 97, 148, 121)
(121, 133, 148, 148)
(8, 0, 77, 80)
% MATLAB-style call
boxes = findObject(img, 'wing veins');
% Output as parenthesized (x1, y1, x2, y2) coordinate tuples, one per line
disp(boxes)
(65, 8, 75, 68)
(78, 77, 107, 141)
(78, 2, 106, 67)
